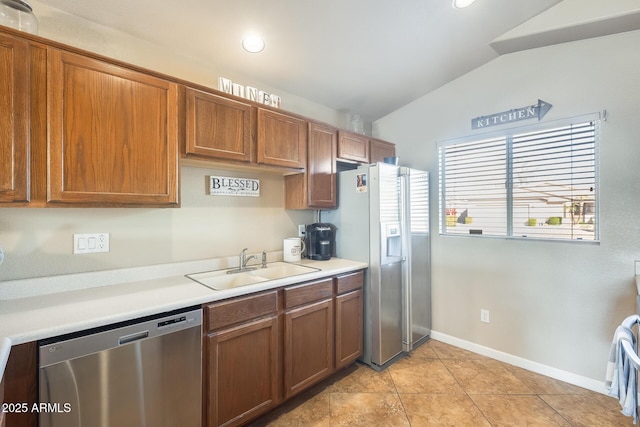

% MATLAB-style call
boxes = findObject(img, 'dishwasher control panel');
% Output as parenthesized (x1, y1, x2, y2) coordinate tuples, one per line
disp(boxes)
(39, 307, 202, 367)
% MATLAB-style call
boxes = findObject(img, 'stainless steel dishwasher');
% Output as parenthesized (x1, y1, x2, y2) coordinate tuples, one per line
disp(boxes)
(38, 307, 202, 427)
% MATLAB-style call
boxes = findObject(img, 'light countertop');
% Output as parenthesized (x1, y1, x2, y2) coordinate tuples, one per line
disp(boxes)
(0, 256, 367, 380)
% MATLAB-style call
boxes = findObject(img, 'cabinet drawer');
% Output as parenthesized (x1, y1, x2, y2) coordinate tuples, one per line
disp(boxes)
(336, 270, 364, 295)
(205, 290, 278, 332)
(283, 278, 333, 309)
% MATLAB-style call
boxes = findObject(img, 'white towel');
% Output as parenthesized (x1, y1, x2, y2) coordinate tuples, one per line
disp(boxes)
(606, 325, 634, 385)
(607, 321, 640, 424)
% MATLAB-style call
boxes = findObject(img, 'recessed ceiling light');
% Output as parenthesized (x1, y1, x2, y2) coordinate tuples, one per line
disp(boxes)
(242, 35, 265, 53)
(452, 0, 477, 8)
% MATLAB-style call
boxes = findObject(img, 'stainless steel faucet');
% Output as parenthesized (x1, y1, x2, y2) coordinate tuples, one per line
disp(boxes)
(240, 248, 257, 269)
(227, 248, 258, 274)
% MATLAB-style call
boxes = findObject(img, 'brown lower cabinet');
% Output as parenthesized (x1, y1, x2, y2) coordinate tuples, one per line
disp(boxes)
(3, 342, 38, 427)
(283, 278, 334, 399)
(203, 291, 280, 427)
(336, 289, 364, 369)
(2, 270, 363, 427)
(206, 316, 279, 427)
(0, 376, 4, 427)
(203, 270, 364, 427)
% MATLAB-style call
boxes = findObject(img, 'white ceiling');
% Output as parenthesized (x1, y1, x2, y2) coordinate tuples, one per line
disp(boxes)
(32, 0, 640, 122)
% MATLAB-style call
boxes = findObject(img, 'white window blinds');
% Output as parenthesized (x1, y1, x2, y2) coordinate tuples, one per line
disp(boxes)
(439, 116, 599, 241)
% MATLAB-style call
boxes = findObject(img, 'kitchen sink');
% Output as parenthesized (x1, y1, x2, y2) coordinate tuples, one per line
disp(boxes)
(186, 262, 320, 290)
(247, 262, 319, 280)
(187, 271, 266, 290)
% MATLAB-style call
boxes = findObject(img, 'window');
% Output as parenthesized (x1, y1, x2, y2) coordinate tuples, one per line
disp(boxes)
(438, 115, 599, 241)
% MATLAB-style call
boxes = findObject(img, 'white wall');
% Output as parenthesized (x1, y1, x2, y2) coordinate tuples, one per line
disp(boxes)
(0, 3, 323, 281)
(0, 166, 313, 281)
(374, 30, 640, 382)
(28, 1, 349, 129)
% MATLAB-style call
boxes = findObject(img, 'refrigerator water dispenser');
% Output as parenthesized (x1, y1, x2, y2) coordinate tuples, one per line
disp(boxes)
(382, 223, 402, 261)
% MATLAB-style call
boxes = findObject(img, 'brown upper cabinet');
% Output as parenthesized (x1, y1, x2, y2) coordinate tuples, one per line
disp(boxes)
(257, 109, 307, 170)
(47, 48, 179, 206)
(182, 91, 308, 172)
(370, 138, 396, 163)
(185, 87, 253, 163)
(0, 32, 29, 204)
(285, 121, 337, 209)
(0, 26, 396, 209)
(338, 131, 396, 165)
(337, 130, 369, 163)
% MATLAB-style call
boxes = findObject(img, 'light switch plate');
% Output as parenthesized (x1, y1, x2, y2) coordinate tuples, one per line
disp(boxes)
(74, 233, 110, 254)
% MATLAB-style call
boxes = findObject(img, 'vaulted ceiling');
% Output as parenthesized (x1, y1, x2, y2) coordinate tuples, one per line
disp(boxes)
(33, 0, 640, 122)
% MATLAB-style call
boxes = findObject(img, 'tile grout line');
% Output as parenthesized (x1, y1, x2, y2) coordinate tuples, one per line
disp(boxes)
(438, 344, 579, 426)
(386, 357, 413, 426)
(255, 340, 626, 426)
(433, 346, 495, 426)
(498, 363, 576, 426)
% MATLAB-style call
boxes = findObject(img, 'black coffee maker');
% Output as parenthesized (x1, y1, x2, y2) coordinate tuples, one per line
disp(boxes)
(305, 223, 336, 261)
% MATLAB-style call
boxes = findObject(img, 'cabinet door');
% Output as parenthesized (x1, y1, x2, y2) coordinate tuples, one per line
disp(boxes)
(3, 342, 38, 427)
(307, 122, 337, 208)
(0, 33, 29, 203)
(336, 289, 364, 369)
(257, 108, 307, 169)
(206, 316, 279, 427)
(0, 376, 4, 427)
(283, 298, 334, 399)
(337, 131, 369, 163)
(284, 122, 336, 209)
(185, 88, 252, 162)
(370, 138, 396, 163)
(48, 49, 179, 205)
(0, 374, 6, 427)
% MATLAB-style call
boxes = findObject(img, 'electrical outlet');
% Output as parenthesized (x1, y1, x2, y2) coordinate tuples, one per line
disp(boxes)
(298, 225, 306, 238)
(74, 233, 110, 254)
(480, 309, 490, 323)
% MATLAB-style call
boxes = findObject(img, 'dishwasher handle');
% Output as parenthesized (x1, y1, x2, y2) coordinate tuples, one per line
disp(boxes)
(118, 330, 149, 345)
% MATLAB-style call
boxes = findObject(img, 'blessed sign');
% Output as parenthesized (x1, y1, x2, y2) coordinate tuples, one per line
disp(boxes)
(472, 99, 552, 130)
(209, 176, 260, 197)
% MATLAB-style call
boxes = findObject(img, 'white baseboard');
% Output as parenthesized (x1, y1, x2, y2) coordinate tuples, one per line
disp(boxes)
(430, 331, 609, 395)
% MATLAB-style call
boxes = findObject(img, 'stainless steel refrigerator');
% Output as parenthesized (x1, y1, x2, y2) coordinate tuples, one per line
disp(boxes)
(322, 162, 431, 370)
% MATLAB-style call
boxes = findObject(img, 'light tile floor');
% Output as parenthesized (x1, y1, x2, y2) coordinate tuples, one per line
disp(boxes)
(250, 339, 632, 426)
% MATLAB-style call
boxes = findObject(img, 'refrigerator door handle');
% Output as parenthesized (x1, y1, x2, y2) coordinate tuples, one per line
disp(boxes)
(399, 173, 413, 352)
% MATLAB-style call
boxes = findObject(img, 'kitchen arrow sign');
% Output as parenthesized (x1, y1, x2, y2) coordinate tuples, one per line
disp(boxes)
(472, 99, 552, 130)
